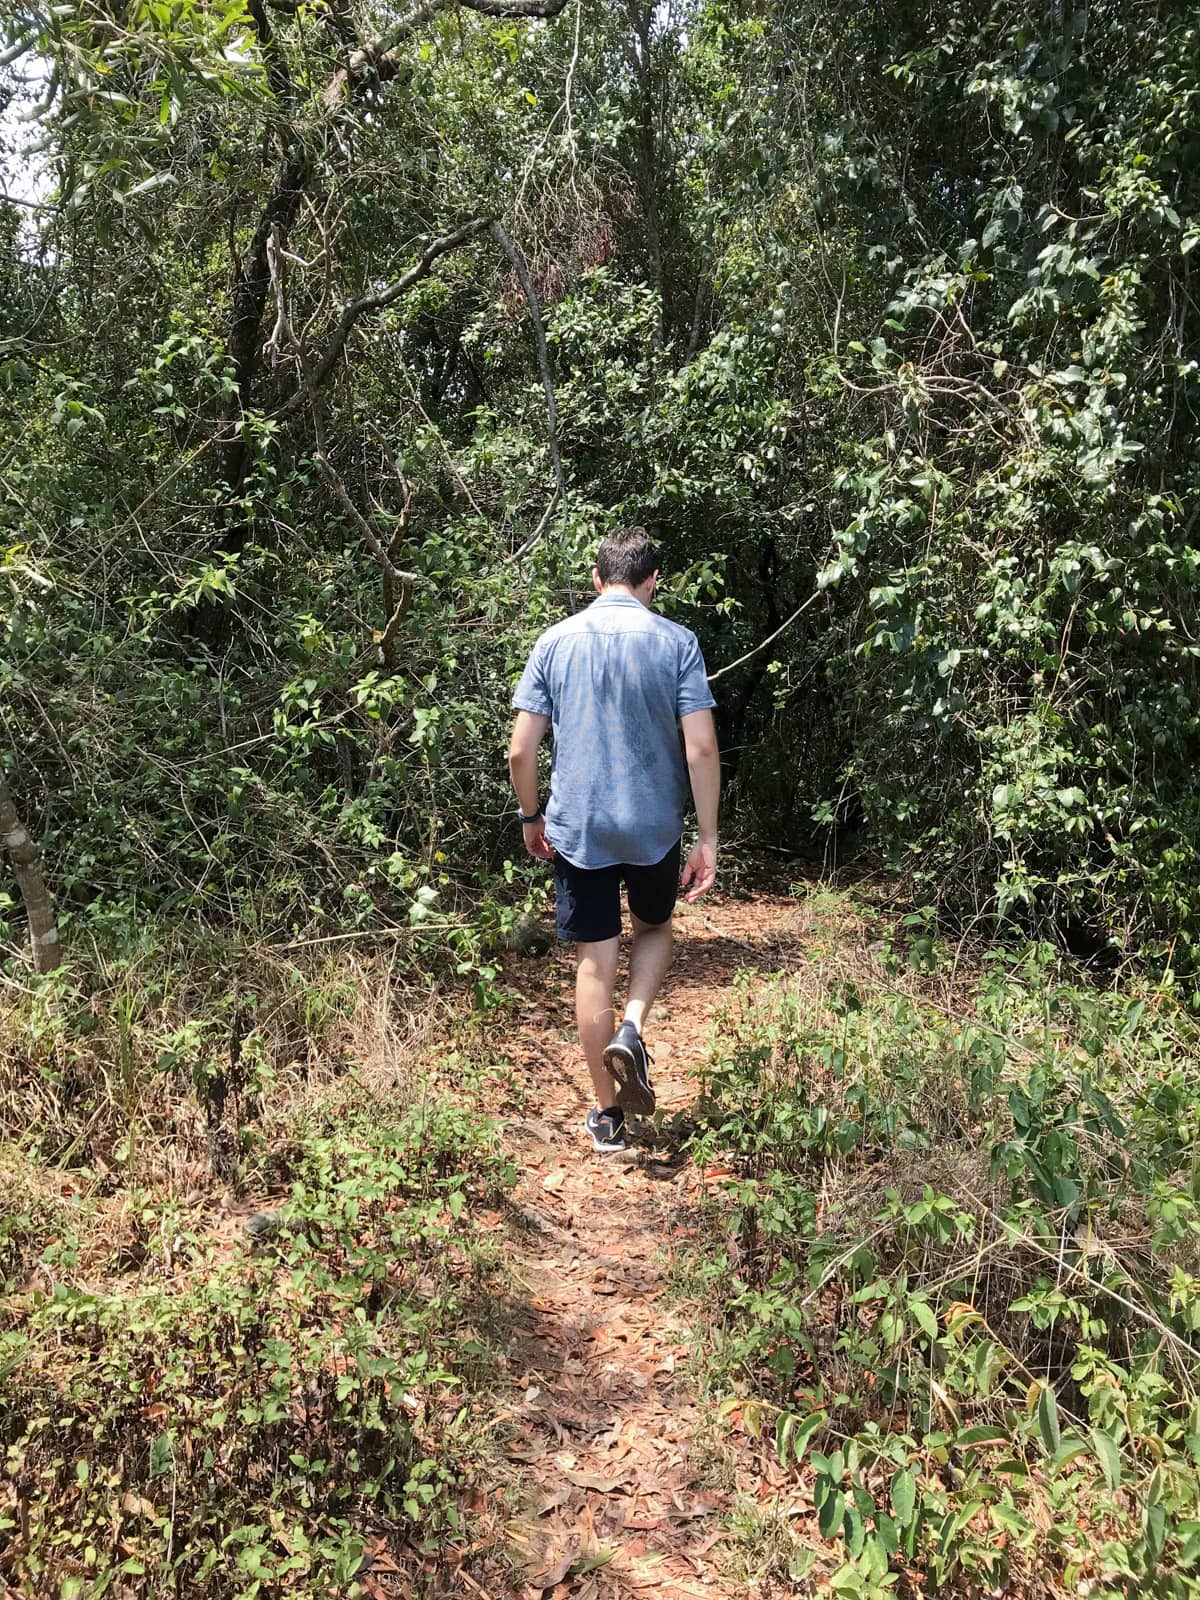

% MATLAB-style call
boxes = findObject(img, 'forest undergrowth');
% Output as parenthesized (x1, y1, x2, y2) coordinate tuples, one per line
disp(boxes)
(684, 885, 1200, 1599)
(3, 878, 1200, 1597)
(0, 937, 526, 1598)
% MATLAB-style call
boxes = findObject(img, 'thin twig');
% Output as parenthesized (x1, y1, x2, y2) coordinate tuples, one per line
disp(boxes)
(490, 219, 567, 560)
(707, 589, 824, 682)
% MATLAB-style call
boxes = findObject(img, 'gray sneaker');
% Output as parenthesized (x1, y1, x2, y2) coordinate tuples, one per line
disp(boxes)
(584, 1106, 627, 1152)
(603, 1021, 656, 1116)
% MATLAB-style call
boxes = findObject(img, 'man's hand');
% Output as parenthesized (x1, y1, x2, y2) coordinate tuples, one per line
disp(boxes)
(681, 839, 717, 903)
(522, 818, 555, 862)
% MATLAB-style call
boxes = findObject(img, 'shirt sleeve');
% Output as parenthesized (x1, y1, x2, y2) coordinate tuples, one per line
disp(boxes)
(676, 631, 716, 717)
(512, 639, 553, 716)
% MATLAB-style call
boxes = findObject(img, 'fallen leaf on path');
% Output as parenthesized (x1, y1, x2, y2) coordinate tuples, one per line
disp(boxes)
(529, 1547, 581, 1589)
(562, 1468, 631, 1492)
(504, 1442, 545, 1462)
(536, 1487, 574, 1515)
(692, 1530, 727, 1555)
(542, 1170, 566, 1192)
(668, 1492, 725, 1521)
(612, 1549, 668, 1588)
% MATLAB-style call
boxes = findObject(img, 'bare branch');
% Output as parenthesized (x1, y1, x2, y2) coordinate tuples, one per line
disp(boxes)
(507, 484, 563, 563)
(269, 233, 422, 666)
(461, 0, 569, 14)
(322, 0, 568, 107)
(272, 213, 566, 564)
(274, 217, 495, 420)
(707, 588, 825, 683)
(490, 219, 567, 560)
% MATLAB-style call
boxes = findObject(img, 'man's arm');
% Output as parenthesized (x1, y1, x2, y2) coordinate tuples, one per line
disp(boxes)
(508, 709, 554, 861)
(680, 708, 719, 902)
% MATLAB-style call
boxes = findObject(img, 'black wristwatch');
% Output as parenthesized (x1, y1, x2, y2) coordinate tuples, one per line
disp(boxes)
(518, 805, 543, 824)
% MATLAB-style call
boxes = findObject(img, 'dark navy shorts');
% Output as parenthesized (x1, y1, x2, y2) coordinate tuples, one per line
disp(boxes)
(552, 840, 682, 943)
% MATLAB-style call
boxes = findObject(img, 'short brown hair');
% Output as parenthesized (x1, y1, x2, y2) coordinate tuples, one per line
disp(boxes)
(595, 526, 660, 588)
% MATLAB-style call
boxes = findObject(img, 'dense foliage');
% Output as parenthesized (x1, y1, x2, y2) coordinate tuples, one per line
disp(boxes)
(4, 4, 1200, 1594)
(2, 0, 1198, 963)
(690, 887, 1200, 1596)
(3, 1064, 517, 1595)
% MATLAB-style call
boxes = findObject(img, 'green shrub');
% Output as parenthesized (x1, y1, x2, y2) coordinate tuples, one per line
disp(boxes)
(690, 907, 1200, 1597)
(0, 1096, 514, 1598)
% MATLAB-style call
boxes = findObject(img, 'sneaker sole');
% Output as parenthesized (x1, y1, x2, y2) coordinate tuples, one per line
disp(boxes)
(602, 1043, 657, 1116)
(583, 1118, 627, 1153)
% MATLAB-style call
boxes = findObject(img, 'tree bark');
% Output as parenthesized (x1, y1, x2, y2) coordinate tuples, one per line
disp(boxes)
(217, 145, 310, 532)
(0, 778, 61, 973)
(628, 2, 664, 350)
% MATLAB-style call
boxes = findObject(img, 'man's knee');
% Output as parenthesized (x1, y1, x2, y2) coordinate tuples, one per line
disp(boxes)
(630, 912, 674, 939)
(576, 935, 621, 975)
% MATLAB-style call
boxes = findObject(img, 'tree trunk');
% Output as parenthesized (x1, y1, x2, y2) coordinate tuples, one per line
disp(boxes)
(0, 778, 61, 973)
(629, 3, 664, 349)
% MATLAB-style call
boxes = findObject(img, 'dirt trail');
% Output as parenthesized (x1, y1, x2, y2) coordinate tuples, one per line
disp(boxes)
(479, 890, 807, 1600)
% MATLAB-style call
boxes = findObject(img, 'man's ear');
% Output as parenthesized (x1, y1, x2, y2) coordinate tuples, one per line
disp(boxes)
(592, 567, 604, 594)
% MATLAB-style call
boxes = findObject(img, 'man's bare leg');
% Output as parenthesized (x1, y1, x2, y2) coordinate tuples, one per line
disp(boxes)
(623, 912, 675, 1033)
(576, 936, 621, 1107)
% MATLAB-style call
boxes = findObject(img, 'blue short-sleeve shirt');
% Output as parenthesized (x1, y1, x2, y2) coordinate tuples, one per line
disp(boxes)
(512, 594, 716, 869)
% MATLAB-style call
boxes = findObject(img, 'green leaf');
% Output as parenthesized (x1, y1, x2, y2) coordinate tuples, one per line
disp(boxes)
(569, 1549, 616, 1576)
(843, 1503, 866, 1557)
(891, 1466, 916, 1528)
(1091, 1427, 1121, 1492)
(793, 1410, 826, 1463)
(1144, 1499, 1166, 1565)
(939, 1499, 984, 1554)
(1037, 1385, 1061, 1453)
(909, 1298, 938, 1340)
(817, 1479, 844, 1540)
(119, 172, 179, 204)
(875, 1510, 899, 1556)
(1050, 1435, 1089, 1475)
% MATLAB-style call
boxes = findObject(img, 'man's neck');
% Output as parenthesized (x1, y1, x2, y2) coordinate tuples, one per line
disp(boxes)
(599, 583, 649, 608)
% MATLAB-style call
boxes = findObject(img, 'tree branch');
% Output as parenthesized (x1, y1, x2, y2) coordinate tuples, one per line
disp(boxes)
(490, 219, 567, 560)
(272, 215, 566, 562)
(274, 217, 495, 420)
(707, 588, 825, 683)
(269, 231, 422, 665)
(0, 776, 61, 973)
(322, 0, 569, 107)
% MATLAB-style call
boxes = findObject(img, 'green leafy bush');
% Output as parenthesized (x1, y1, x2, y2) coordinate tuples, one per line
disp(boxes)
(690, 895, 1200, 1596)
(0, 1095, 515, 1598)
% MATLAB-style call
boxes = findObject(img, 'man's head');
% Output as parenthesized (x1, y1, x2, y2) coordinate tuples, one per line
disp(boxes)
(593, 526, 660, 603)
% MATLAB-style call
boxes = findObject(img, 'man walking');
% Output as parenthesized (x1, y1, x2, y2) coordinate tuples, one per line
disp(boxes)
(508, 528, 720, 1153)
